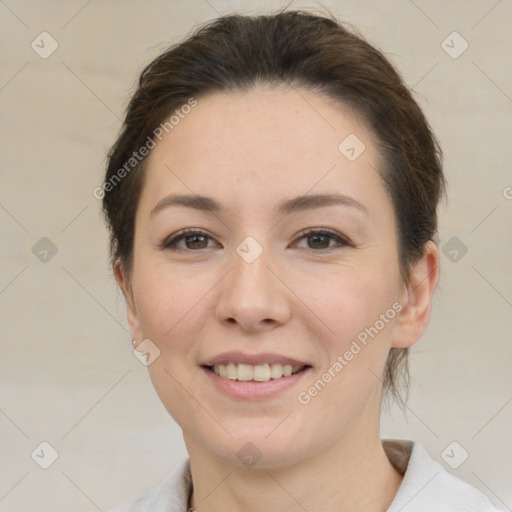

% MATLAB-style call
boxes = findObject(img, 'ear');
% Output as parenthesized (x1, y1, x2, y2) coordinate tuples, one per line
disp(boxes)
(114, 262, 142, 344)
(392, 241, 440, 349)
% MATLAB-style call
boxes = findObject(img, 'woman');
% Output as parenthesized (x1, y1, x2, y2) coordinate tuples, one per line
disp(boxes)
(104, 10, 500, 511)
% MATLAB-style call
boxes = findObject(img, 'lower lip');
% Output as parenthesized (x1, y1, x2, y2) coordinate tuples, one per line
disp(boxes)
(201, 366, 311, 400)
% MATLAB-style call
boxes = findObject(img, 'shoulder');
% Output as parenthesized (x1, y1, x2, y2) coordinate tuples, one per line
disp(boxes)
(108, 444, 504, 512)
(108, 458, 191, 512)
(384, 439, 504, 511)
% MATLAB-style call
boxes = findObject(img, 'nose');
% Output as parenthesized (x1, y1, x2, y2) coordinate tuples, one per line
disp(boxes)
(215, 246, 291, 333)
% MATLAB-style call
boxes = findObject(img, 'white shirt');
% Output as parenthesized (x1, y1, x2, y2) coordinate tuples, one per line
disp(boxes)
(110, 439, 503, 511)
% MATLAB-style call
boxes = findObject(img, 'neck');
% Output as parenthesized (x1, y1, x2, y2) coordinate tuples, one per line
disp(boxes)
(186, 427, 403, 512)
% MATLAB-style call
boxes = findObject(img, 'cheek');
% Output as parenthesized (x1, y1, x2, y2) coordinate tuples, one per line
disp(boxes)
(132, 266, 214, 351)
(301, 259, 399, 338)
(297, 264, 401, 407)
(132, 269, 218, 421)
(298, 282, 398, 416)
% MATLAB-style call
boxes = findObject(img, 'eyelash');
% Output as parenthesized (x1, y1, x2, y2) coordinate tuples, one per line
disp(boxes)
(159, 228, 352, 252)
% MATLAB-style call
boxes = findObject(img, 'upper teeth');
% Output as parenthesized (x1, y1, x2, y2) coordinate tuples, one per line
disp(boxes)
(212, 363, 304, 381)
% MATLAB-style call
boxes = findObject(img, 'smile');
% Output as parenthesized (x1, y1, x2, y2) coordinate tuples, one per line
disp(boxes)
(207, 363, 308, 382)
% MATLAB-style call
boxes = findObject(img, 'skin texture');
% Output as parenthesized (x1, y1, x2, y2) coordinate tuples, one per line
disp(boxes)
(116, 86, 439, 512)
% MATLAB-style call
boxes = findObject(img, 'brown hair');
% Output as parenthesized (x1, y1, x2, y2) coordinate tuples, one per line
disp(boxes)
(103, 10, 445, 403)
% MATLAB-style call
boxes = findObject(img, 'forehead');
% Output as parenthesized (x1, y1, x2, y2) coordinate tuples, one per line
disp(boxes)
(140, 86, 388, 217)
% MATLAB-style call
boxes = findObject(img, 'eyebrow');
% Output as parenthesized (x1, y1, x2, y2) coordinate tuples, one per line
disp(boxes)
(150, 192, 369, 217)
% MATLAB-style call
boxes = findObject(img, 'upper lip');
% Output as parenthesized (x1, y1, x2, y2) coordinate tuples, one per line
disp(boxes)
(201, 351, 310, 367)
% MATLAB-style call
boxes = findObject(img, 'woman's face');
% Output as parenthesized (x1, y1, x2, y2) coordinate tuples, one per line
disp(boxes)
(120, 87, 416, 467)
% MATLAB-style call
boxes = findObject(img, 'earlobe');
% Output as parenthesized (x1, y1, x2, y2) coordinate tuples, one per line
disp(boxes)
(114, 262, 142, 343)
(392, 241, 440, 349)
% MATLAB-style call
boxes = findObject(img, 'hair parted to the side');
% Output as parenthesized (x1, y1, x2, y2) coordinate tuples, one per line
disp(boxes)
(103, 10, 445, 405)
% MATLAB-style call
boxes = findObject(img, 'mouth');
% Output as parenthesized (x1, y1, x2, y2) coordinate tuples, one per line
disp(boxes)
(203, 363, 311, 382)
(200, 352, 312, 399)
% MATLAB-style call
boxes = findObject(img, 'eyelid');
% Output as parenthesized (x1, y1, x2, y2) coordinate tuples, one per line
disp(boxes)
(159, 227, 352, 251)
(159, 228, 220, 251)
(291, 227, 353, 249)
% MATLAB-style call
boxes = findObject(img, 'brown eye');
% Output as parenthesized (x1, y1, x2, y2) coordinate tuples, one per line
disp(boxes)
(184, 234, 209, 249)
(294, 229, 351, 251)
(307, 234, 331, 249)
(160, 229, 219, 251)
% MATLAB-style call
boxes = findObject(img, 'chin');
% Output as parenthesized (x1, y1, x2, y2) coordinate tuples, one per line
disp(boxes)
(191, 419, 314, 469)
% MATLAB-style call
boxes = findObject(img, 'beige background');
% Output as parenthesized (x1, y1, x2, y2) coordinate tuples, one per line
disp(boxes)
(1, 1, 511, 510)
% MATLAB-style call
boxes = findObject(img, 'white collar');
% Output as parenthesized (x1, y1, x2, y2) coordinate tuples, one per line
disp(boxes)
(111, 439, 501, 511)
